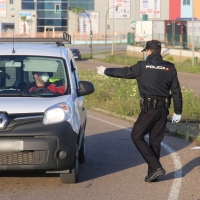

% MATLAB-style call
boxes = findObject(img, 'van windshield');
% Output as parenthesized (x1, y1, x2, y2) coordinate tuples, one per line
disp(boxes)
(0, 56, 70, 97)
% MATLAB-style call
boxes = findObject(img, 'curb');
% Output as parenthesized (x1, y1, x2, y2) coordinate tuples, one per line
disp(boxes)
(90, 107, 137, 123)
(90, 107, 200, 140)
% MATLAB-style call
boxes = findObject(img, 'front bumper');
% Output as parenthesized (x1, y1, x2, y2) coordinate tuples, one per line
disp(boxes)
(0, 120, 78, 171)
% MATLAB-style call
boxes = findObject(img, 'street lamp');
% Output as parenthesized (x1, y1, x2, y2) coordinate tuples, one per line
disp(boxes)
(105, 7, 112, 45)
(10, 8, 15, 53)
(81, 10, 93, 59)
(70, 7, 93, 58)
(192, 0, 194, 66)
(105, 5, 118, 45)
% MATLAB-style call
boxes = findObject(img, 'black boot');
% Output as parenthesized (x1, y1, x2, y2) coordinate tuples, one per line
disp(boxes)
(145, 167, 166, 182)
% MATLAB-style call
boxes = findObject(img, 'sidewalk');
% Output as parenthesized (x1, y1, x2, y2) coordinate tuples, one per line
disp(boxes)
(91, 53, 200, 95)
(166, 121, 200, 140)
(79, 60, 200, 141)
(92, 54, 107, 59)
(92, 108, 200, 140)
(127, 45, 200, 62)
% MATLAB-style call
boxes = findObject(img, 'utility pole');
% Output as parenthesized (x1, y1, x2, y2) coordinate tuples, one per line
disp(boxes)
(81, 10, 93, 58)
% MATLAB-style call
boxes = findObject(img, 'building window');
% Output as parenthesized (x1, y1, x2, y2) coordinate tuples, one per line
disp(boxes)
(183, 0, 190, 5)
(22, 0, 35, 10)
(142, 0, 148, 9)
(21, 1, 69, 32)
(10, 0, 14, 4)
(70, 0, 94, 10)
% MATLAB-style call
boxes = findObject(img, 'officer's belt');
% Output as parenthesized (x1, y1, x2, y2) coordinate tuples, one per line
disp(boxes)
(144, 97, 167, 107)
(145, 96, 168, 101)
(144, 98, 166, 104)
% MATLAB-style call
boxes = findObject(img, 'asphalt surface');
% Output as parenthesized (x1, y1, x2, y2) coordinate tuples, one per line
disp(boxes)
(0, 59, 199, 200)
(0, 110, 199, 200)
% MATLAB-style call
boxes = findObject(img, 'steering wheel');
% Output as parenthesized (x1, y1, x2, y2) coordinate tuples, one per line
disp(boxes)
(29, 87, 56, 95)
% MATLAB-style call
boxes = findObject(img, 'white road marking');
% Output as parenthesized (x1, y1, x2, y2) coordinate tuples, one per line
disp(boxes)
(191, 146, 200, 150)
(88, 115, 182, 200)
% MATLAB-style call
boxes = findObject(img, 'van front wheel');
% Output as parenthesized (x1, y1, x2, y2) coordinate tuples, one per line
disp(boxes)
(60, 147, 79, 184)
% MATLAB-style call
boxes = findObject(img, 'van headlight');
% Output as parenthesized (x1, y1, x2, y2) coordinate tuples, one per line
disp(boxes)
(43, 103, 71, 125)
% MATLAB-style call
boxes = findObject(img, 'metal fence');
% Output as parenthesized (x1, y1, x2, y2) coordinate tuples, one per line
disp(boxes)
(1, 31, 200, 50)
(0, 31, 129, 45)
(129, 32, 200, 51)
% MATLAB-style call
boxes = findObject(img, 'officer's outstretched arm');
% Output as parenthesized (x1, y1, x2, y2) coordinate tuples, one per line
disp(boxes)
(97, 66, 106, 76)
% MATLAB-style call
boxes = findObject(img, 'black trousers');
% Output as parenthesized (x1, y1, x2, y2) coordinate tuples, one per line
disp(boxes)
(131, 105, 169, 171)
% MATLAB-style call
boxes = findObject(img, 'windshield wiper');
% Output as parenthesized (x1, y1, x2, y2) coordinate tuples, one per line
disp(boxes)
(0, 93, 41, 97)
(0, 93, 59, 97)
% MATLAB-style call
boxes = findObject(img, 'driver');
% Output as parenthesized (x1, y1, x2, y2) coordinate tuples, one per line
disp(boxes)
(29, 72, 65, 94)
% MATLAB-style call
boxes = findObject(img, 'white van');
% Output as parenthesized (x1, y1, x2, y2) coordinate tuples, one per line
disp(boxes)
(0, 33, 94, 184)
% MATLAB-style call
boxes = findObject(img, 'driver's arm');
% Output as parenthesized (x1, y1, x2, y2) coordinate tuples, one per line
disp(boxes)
(48, 79, 66, 94)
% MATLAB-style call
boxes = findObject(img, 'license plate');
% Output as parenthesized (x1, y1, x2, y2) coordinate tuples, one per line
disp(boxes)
(0, 140, 23, 152)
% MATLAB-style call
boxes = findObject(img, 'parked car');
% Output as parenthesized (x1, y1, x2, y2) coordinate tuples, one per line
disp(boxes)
(70, 48, 81, 60)
(0, 33, 94, 184)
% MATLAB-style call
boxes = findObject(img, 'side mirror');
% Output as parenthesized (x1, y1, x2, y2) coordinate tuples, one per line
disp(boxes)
(77, 81, 94, 97)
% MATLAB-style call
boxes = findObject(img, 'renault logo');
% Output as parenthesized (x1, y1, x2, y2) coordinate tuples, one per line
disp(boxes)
(0, 114, 8, 129)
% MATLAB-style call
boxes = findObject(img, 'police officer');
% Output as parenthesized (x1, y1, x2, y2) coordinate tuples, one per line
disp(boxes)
(97, 40, 183, 182)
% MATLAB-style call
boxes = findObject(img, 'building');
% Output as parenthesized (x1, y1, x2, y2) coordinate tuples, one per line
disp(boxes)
(68, 0, 170, 35)
(0, 0, 69, 37)
(169, 0, 200, 20)
(0, 0, 199, 41)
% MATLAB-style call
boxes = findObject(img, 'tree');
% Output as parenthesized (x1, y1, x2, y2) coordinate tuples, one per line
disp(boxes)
(69, 7, 84, 33)
(20, 15, 27, 35)
(26, 19, 33, 36)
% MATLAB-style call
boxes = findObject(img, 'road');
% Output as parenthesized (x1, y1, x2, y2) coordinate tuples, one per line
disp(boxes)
(77, 59, 200, 95)
(68, 44, 127, 54)
(69, 44, 200, 95)
(0, 110, 199, 200)
(0, 59, 199, 200)
(0, 58, 199, 199)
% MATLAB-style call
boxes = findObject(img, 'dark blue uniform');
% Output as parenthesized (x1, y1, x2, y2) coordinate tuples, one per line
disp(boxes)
(105, 52, 182, 175)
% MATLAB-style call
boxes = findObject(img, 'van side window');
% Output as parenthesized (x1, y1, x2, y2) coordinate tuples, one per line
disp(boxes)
(70, 60, 78, 89)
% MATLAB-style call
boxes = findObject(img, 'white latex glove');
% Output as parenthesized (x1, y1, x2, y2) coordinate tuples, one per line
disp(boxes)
(97, 66, 106, 75)
(172, 113, 181, 123)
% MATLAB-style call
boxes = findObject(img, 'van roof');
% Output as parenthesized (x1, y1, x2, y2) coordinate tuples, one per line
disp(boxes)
(0, 43, 68, 57)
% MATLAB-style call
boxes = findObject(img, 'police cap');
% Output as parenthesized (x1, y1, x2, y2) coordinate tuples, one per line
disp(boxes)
(141, 40, 161, 52)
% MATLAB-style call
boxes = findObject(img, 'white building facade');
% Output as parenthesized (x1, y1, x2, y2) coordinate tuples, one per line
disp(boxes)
(0, 0, 170, 42)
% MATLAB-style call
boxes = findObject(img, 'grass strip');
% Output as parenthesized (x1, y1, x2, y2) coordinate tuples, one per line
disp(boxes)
(79, 69, 200, 144)
(80, 70, 200, 119)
